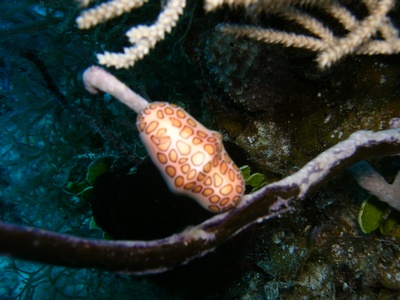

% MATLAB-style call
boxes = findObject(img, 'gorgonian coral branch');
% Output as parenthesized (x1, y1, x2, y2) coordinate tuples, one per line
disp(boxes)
(1, 127, 400, 274)
(212, 0, 400, 68)
(76, 0, 186, 68)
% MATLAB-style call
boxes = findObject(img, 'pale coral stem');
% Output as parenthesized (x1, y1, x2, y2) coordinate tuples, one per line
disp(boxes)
(83, 66, 149, 113)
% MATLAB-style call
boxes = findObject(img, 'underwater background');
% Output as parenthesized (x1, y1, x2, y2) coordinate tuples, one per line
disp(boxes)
(1, 0, 400, 299)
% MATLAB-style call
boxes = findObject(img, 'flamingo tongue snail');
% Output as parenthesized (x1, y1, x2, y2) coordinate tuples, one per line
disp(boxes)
(137, 102, 244, 212)
(83, 66, 245, 212)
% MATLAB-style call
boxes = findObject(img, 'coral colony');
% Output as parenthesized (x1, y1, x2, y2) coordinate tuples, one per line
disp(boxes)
(76, 0, 400, 69)
(1, 68, 400, 273)
(1, 0, 400, 278)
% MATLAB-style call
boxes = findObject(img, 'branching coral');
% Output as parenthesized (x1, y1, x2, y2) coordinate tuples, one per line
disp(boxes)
(76, 0, 400, 69)
(76, 0, 186, 68)
(349, 120, 400, 212)
(1, 0, 400, 278)
(214, 0, 400, 68)
(1, 116, 400, 273)
(349, 160, 400, 211)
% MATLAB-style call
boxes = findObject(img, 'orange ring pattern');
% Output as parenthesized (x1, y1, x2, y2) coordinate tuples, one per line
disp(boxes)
(137, 102, 244, 213)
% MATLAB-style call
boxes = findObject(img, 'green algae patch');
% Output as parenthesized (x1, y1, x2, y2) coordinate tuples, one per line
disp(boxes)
(240, 165, 267, 192)
(358, 196, 388, 234)
(86, 156, 114, 185)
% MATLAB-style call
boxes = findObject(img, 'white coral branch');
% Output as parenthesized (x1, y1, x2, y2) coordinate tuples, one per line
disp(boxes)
(212, 0, 399, 69)
(83, 66, 149, 112)
(349, 161, 400, 211)
(76, 0, 186, 68)
(76, 0, 149, 29)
